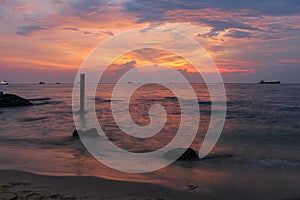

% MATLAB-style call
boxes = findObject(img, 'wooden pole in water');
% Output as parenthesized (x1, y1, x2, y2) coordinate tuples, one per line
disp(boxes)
(80, 73, 85, 114)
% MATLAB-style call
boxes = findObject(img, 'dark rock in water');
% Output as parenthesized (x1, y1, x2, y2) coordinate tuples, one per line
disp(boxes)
(188, 183, 198, 190)
(72, 130, 79, 137)
(165, 148, 199, 161)
(0, 93, 32, 107)
(165, 96, 178, 101)
(178, 148, 198, 161)
(72, 128, 99, 138)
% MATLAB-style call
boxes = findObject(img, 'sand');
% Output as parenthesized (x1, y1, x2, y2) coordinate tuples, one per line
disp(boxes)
(0, 170, 205, 200)
(1, 169, 300, 199)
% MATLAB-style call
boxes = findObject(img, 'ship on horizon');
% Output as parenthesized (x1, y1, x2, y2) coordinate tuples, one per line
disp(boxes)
(259, 80, 281, 84)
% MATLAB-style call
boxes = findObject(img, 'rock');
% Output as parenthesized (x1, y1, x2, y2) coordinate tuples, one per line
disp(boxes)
(188, 183, 198, 190)
(0, 93, 32, 107)
(164, 147, 199, 161)
(72, 128, 99, 137)
(72, 130, 79, 137)
(178, 148, 198, 161)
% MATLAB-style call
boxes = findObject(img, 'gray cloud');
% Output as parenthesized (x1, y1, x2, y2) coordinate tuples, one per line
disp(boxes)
(224, 30, 255, 39)
(16, 25, 50, 36)
(200, 0, 300, 16)
(123, 0, 300, 39)
(68, 0, 107, 12)
(200, 19, 260, 37)
(124, 0, 300, 19)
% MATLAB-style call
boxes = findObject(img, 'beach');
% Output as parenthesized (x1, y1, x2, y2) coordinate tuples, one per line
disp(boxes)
(0, 170, 203, 200)
(1, 168, 300, 200)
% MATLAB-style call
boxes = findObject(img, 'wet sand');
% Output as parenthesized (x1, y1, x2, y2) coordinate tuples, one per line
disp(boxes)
(1, 168, 300, 200)
(0, 170, 205, 200)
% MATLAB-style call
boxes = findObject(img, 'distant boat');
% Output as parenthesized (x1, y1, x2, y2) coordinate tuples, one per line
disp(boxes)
(39, 81, 46, 85)
(56, 82, 61, 84)
(259, 80, 281, 84)
(1, 81, 9, 85)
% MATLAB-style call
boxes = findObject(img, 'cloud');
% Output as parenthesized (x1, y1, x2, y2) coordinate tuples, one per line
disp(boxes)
(1, 0, 300, 83)
(224, 30, 255, 39)
(100, 60, 137, 83)
(12, 3, 31, 14)
(200, 0, 300, 16)
(124, 0, 300, 20)
(123, 0, 300, 39)
(16, 25, 50, 36)
(200, 19, 259, 38)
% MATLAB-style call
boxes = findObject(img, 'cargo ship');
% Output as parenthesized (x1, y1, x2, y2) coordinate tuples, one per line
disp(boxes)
(259, 80, 281, 84)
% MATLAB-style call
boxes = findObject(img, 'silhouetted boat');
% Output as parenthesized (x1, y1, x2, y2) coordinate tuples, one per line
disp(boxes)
(259, 80, 281, 84)
(1, 81, 9, 85)
(39, 81, 46, 85)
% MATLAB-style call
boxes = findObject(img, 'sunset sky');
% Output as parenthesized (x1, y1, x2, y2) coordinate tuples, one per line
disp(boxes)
(1, 0, 300, 83)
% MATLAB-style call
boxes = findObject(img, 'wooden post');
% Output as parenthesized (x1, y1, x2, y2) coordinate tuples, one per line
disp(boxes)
(80, 73, 85, 114)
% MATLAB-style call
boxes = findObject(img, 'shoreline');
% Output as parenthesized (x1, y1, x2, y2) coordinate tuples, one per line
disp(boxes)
(0, 169, 205, 200)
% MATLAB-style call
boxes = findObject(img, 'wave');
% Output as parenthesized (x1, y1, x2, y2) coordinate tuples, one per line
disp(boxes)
(256, 159, 300, 168)
(32, 101, 62, 106)
(28, 97, 51, 101)
(198, 101, 228, 106)
(20, 117, 47, 122)
(94, 97, 112, 103)
(164, 96, 178, 101)
(0, 136, 79, 148)
(27, 97, 62, 106)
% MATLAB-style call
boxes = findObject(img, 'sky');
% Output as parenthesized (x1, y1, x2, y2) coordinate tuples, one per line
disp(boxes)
(0, 0, 300, 83)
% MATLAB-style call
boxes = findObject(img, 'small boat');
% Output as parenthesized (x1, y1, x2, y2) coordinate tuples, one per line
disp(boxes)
(259, 80, 281, 84)
(56, 82, 61, 84)
(39, 81, 46, 85)
(1, 81, 9, 85)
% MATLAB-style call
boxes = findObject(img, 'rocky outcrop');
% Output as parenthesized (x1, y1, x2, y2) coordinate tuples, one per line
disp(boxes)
(164, 147, 199, 161)
(72, 128, 99, 137)
(0, 93, 32, 107)
(177, 148, 198, 161)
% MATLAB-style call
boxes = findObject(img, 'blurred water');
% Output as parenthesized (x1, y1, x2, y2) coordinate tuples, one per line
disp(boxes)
(0, 83, 299, 192)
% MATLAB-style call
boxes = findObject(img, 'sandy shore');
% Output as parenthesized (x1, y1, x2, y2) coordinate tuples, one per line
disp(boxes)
(0, 170, 206, 200)
(1, 169, 300, 200)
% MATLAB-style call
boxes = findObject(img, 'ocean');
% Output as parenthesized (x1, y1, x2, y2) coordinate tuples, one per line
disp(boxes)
(0, 83, 299, 198)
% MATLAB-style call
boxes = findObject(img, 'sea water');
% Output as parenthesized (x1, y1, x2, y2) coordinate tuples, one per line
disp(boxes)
(0, 83, 299, 198)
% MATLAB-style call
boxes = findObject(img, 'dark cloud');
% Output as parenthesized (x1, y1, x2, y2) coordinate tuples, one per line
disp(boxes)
(200, 19, 260, 37)
(99, 30, 114, 36)
(68, 0, 108, 12)
(124, 0, 300, 20)
(100, 60, 137, 83)
(123, 0, 300, 39)
(224, 30, 255, 39)
(60, 27, 80, 31)
(201, 0, 300, 16)
(16, 25, 50, 36)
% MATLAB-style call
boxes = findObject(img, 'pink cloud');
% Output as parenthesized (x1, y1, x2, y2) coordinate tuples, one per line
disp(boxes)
(279, 59, 300, 64)
(13, 3, 31, 14)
